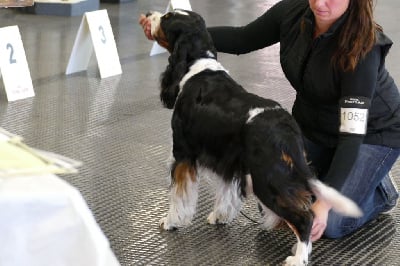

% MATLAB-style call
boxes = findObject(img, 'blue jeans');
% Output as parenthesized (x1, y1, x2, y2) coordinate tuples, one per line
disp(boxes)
(303, 138, 400, 239)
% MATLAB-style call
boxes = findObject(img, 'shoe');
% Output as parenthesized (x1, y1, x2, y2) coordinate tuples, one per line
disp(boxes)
(380, 171, 399, 214)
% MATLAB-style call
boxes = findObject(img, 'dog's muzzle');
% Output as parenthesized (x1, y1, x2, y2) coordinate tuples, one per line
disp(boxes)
(145, 11, 162, 38)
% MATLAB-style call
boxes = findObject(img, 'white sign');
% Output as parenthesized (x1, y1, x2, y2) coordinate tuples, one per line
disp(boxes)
(66, 9, 122, 79)
(171, 0, 192, 10)
(150, 0, 192, 56)
(0, 26, 35, 101)
(340, 107, 368, 135)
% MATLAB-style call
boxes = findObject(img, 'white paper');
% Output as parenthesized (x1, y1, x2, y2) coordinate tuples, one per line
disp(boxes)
(0, 174, 120, 266)
(0, 128, 82, 177)
(171, 0, 192, 10)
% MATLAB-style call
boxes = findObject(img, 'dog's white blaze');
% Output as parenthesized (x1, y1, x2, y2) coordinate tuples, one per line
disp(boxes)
(174, 10, 189, 16)
(179, 58, 228, 90)
(148, 12, 162, 37)
(247, 105, 282, 124)
(206, 50, 215, 58)
(247, 108, 265, 123)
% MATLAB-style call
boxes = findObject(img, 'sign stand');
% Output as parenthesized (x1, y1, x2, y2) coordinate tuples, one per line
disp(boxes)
(66, 9, 122, 79)
(0, 26, 35, 102)
(150, 0, 192, 56)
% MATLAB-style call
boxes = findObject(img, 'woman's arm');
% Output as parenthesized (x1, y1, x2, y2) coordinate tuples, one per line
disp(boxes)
(323, 47, 381, 189)
(208, 1, 288, 55)
(310, 46, 382, 242)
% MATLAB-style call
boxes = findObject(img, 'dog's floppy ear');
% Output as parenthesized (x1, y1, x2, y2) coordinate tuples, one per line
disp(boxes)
(160, 36, 189, 109)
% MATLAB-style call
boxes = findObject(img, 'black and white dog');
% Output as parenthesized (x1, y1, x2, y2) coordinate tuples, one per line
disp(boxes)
(146, 9, 362, 266)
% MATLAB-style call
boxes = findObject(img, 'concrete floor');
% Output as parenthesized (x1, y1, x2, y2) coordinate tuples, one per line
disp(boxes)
(0, 0, 399, 265)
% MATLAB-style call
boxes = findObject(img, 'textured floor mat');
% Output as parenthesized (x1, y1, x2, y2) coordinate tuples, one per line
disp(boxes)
(0, 0, 399, 265)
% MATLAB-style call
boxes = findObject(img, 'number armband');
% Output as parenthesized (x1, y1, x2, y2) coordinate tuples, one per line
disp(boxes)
(339, 96, 371, 135)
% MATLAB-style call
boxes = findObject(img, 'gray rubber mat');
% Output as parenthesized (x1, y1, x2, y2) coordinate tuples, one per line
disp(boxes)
(0, 0, 399, 265)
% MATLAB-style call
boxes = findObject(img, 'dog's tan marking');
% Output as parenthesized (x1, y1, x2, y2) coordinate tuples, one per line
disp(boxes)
(296, 190, 313, 211)
(276, 190, 312, 211)
(281, 151, 294, 169)
(274, 220, 288, 229)
(285, 221, 300, 238)
(174, 162, 196, 196)
(155, 27, 170, 52)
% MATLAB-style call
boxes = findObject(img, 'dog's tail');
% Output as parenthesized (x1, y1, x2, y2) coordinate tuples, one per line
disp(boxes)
(308, 179, 363, 217)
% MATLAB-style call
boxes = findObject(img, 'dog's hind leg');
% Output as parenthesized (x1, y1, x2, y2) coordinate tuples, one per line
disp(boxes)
(284, 219, 313, 266)
(160, 161, 198, 230)
(251, 174, 313, 265)
(207, 177, 243, 225)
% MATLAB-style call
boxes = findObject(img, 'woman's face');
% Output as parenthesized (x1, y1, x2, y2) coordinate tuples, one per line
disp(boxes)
(309, 0, 350, 26)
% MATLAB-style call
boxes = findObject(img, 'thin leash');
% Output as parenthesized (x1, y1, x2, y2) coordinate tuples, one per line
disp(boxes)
(239, 210, 260, 224)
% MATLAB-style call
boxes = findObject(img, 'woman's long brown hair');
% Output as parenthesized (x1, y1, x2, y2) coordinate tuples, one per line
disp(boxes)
(333, 0, 382, 72)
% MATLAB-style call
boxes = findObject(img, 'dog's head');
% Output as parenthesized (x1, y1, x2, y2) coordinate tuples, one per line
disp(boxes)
(146, 9, 215, 56)
(146, 10, 217, 109)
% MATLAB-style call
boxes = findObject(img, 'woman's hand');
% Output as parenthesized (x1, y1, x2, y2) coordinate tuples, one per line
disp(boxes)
(310, 199, 331, 242)
(138, 14, 154, 40)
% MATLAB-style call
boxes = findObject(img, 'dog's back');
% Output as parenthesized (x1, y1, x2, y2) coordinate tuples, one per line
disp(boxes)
(174, 65, 315, 208)
(173, 68, 297, 176)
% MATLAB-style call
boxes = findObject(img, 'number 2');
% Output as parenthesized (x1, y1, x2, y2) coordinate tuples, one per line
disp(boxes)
(6, 43, 17, 64)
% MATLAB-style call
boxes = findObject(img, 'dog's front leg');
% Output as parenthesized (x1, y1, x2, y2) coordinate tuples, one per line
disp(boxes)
(257, 202, 282, 230)
(160, 161, 198, 230)
(207, 178, 242, 225)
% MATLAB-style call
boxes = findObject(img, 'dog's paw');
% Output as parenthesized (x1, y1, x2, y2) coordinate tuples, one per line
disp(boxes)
(207, 211, 230, 224)
(207, 211, 218, 224)
(159, 217, 177, 231)
(291, 243, 312, 256)
(284, 255, 307, 266)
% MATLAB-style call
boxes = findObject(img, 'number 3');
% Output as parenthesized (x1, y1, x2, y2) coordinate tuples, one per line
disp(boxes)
(99, 26, 107, 44)
(6, 43, 17, 64)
